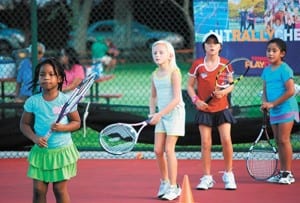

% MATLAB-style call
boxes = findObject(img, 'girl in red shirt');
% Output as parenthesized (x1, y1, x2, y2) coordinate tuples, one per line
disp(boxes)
(187, 31, 237, 190)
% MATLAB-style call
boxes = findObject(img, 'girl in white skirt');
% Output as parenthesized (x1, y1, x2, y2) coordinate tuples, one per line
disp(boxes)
(149, 40, 185, 201)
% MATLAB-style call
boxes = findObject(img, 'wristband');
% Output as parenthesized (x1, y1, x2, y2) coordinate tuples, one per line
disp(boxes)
(192, 95, 199, 104)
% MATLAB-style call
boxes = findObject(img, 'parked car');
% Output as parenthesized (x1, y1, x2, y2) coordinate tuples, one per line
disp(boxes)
(0, 23, 26, 54)
(68, 20, 185, 49)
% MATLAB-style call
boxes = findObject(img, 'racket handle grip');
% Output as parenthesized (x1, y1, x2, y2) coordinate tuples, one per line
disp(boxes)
(205, 95, 213, 104)
(44, 130, 52, 140)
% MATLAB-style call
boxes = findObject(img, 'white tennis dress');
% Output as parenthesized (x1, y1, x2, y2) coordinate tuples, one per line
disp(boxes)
(152, 68, 185, 136)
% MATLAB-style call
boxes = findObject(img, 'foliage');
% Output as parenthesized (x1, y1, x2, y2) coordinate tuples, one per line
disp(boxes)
(229, 0, 265, 19)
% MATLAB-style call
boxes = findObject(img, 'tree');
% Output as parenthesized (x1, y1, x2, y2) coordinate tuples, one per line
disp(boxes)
(113, 0, 133, 49)
(70, 0, 93, 54)
(168, 0, 194, 49)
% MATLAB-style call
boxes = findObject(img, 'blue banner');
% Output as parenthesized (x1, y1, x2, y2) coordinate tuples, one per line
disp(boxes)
(194, 0, 300, 75)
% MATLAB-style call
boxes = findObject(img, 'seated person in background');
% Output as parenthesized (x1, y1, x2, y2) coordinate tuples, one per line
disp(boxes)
(59, 47, 85, 95)
(91, 36, 108, 75)
(15, 42, 46, 102)
(102, 38, 120, 72)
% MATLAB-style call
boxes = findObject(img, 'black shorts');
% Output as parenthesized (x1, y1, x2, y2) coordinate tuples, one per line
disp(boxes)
(195, 109, 236, 127)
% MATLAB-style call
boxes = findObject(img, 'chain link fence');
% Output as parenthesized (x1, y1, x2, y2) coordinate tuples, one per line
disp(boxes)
(0, 0, 193, 102)
(0, 0, 299, 152)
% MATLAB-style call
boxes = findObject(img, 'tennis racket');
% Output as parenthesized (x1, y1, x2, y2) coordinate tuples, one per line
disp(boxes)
(246, 109, 278, 181)
(99, 118, 151, 155)
(44, 72, 97, 140)
(205, 57, 250, 103)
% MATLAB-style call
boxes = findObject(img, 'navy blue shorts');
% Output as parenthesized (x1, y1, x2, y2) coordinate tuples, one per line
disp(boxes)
(195, 109, 236, 127)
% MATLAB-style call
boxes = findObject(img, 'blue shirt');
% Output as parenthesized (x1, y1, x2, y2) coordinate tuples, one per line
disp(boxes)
(16, 58, 33, 97)
(24, 92, 77, 148)
(261, 62, 299, 122)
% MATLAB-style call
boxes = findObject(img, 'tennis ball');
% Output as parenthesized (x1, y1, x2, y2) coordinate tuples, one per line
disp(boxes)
(135, 152, 143, 159)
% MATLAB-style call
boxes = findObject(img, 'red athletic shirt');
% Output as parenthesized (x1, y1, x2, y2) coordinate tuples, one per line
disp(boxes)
(188, 57, 232, 112)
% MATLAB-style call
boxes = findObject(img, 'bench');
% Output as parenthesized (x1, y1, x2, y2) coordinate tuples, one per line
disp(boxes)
(98, 93, 123, 104)
(175, 49, 194, 63)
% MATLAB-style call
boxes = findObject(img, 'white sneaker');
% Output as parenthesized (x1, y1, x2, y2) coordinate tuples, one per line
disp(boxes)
(196, 175, 214, 190)
(278, 172, 295, 185)
(157, 179, 170, 198)
(267, 173, 282, 183)
(161, 184, 181, 201)
(222, 172, 237, 190)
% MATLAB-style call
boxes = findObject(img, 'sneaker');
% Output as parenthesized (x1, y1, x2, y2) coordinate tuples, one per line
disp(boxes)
(222, 172, 237, 190)
(161, 184, 182, 201)
(278, 172, 295, 185)
(267, 172, 282, 183)
(196, 175, 214, 190)
(157, 179, 170, 198)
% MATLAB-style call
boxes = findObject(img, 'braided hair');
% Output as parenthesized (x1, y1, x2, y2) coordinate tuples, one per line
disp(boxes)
(31, 57, 66, 93)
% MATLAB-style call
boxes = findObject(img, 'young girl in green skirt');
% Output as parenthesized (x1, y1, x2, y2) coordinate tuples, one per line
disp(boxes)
(20, 58, 81, 203)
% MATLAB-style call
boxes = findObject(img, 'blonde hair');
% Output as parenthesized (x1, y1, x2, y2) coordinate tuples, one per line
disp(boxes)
(152, 40, 177, 69)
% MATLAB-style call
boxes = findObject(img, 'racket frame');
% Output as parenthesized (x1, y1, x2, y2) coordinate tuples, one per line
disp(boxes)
(205, 57, 250, 103)
(99, 119, 150, 155)
(246, 110, 278, 180)
(44, 72, 97, 140)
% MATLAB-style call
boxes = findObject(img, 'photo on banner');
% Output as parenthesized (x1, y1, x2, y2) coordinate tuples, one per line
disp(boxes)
(193, 0, 300, 75)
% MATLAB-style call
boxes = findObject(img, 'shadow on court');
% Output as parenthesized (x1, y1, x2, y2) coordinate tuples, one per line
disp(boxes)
(0, 158, 299, 203)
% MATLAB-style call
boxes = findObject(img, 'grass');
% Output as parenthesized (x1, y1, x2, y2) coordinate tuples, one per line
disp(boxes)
(72, 61, 300, 152)
(2, 61, 300, 152)
(3, 61, 299, 107)
(73, 127, 300, 152)
(93, 62, 300, 106)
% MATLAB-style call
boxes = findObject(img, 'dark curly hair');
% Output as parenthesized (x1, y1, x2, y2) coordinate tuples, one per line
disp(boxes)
(31, 57, 66, 93)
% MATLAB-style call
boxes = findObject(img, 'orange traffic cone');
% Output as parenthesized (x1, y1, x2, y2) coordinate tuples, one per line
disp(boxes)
(178, 175, 195, 203)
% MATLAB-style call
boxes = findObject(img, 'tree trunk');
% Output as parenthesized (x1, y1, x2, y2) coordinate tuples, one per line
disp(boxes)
(114, 0, 133, 49)
(71, 0, 93, 56)
(170, 0, 195, 49)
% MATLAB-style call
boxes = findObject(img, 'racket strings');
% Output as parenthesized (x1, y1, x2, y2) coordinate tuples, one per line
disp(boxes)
(77, 74, 95, 96)
(216, 69, 231, 89)
(100, 124, 137, 154)
(216, 58, 250, 89)
(65, 73, 96, 113)
(247, 150, 278, 180)
(45, 73, 96, 140)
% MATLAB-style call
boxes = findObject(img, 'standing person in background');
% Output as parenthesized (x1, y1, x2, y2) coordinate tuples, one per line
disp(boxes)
(59, 47, 85, 95)
(238, 8, 248, 33)
(20, 58, 81, 203)
(272, 18, 285, 40)
(187, 31, 237, 190)
(149, 40, 185, 201)
(246, 7, 256, 30)
(14, 42, 45, 102)
(261, 38, 299, 184)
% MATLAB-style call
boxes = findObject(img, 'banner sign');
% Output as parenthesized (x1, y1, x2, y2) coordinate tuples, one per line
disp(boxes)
(193, 0, 300, 75)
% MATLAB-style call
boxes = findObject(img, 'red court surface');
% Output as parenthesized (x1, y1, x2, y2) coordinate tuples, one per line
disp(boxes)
(0, 158, 299, 203)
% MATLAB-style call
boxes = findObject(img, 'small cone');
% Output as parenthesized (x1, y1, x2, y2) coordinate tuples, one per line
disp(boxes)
(178, 175, 195, 203)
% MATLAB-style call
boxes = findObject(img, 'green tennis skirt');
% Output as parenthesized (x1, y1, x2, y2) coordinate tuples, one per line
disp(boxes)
(27, 143, 79, 182)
